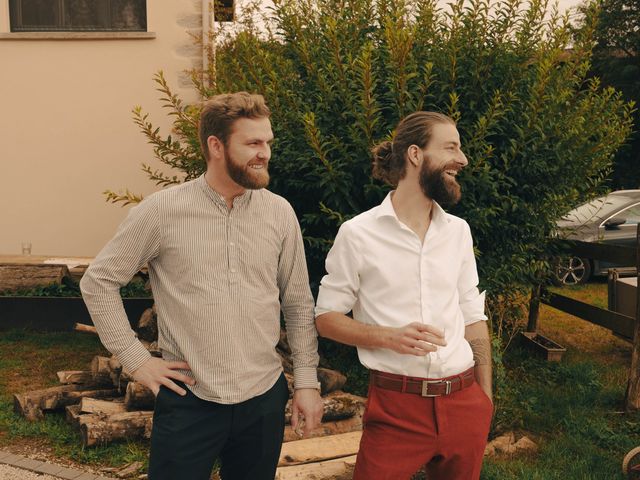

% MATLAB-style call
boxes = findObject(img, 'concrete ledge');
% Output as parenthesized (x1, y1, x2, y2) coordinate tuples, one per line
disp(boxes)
(0, 448, 116, 479)
(0, 32, 156, 40)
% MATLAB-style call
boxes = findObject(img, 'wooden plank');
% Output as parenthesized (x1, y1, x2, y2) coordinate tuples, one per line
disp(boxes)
(275, 454, 357, 480)
(278, 431, 361, 467)
(559, 240, 637, 265)
(542, 291, 635, 338)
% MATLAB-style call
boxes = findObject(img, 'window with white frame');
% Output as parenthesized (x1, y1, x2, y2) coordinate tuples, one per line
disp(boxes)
(9, 0, 147, 32)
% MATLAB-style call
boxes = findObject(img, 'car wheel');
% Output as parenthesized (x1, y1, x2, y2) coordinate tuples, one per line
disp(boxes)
(622, 446, 640, 478)
(554, 257, 592, 285)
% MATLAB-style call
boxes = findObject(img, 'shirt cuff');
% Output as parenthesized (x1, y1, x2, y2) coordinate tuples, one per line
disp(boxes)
(117, 340, 153, 374)
(293, 366, 319, 389)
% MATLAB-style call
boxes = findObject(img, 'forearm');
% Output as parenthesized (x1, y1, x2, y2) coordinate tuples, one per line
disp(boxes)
(315, 311, 392, 350)
(284, 311, 320, 389)
(80, 268, 151, 373)
(465, 320, 492, 401)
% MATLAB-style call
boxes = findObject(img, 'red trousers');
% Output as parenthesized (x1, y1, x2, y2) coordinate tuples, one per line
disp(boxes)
(354, 375, 493, 480)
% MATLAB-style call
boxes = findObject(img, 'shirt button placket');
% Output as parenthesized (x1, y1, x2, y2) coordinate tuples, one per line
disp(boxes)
(228, 215, 238, 285)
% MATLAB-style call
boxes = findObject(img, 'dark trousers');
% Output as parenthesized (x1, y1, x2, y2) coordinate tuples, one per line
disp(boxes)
(148, 373, 289, 480)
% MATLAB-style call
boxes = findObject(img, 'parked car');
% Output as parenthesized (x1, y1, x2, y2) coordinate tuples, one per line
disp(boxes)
(554, 190, 640, 285)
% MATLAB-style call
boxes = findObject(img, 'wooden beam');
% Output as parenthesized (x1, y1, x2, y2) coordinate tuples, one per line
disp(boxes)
(625, 224, 640, 410)
(542, 291, 635, 338)
(275, 454, 357, 479)
(278, 431, 361, 467)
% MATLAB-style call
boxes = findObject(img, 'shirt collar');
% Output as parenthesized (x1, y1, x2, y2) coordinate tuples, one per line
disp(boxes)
(376, 191, 451, 228)
(197, 174, 253, 209)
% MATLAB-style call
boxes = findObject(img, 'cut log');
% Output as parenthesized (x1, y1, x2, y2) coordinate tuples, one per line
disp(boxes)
(107, 356, 133, 391)
(317, 368, 347, 395)
(14, 385, 119, 421)
(0, 263, 70, 291)
(40, 387, 119, 411)
(275, 454, 357, 480)
(124, 381, 155, 410)
(57, 370, 93, 385)
(278, 431, 362, 467)
(65, 404, 84, 428)
(91, 356, 112, 385)
(137, 307, 157, 342)
(283, 414, 363, 443)
(74, 323, 98, 335)
(80, 397, 127, 415)
(79, 411, 153, 447)
(285, 392, 365, 424)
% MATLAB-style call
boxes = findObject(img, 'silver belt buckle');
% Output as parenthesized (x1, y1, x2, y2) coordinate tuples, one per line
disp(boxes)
(421, 380, 439, 397)
(421, 379, 452, 397)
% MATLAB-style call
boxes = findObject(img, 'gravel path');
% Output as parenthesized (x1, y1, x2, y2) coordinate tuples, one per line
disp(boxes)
(0, 463, 60, 480)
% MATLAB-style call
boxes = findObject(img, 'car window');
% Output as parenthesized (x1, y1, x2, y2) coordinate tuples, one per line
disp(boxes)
(564, 195, 626, 224)
(609, 203, 640, 225)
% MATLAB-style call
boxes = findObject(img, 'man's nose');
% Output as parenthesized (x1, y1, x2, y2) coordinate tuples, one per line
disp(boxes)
(457, 151, 468, 167)
(258, 145, 270, 160)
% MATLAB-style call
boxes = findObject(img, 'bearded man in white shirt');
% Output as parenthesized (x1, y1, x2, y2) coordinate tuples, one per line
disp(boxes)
(315, 111, 493, 480)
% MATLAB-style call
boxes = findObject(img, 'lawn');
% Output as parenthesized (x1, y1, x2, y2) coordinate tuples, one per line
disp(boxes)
(483, 280, 639, 479)
(0, 281, 639, 479)
(0, 330, 149, 472)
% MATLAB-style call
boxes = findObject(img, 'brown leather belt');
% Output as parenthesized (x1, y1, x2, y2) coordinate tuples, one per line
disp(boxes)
(371, 367, 475, 397)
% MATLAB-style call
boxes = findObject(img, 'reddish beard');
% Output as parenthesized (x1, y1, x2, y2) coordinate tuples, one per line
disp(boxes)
(225, 151, 270, 190)
(419, 158, 462, 206)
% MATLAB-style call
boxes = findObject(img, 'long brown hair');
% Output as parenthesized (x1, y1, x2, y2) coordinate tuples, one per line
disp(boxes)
(372, 112, 455, 186)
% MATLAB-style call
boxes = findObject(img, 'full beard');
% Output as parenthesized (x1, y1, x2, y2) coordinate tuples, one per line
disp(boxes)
(419, 160, 462, 206)
(225, 152, 270, 190)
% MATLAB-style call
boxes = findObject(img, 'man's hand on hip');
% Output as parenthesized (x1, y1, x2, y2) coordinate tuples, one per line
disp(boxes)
(291, 388, 324, 438)
(131, 357, 195, 396)
(385, 322, 447, 356)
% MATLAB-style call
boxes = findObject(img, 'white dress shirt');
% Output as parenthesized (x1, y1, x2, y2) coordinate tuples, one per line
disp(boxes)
(315, 192, 487, 378)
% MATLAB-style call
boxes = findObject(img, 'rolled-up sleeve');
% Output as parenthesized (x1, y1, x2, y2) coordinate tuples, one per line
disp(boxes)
(80, 196, 160, 373)
(458, 223, 487, 325)
(315, 221, 361, 317)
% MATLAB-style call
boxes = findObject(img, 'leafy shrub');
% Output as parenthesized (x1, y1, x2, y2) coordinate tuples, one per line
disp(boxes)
(106, 0, 633, 335)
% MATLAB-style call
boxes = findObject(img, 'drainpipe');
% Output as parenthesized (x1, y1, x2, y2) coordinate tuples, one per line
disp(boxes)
(202, 0, 216, 90)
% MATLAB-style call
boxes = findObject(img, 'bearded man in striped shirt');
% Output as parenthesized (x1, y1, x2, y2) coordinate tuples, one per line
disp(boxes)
(81, 92, 324, 480)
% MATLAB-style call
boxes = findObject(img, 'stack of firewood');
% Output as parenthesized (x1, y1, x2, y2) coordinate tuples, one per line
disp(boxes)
(13, 306, 366, 451)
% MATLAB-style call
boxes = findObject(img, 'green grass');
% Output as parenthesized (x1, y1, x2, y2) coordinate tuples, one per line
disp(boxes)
(0, 330, 148, 469)
(2, 282, 640, 478)
(484, 346, 639, 479)
(481, 280, 640, 479)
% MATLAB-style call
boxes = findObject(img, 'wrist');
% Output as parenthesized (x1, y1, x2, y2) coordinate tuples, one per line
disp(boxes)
(295, 381, 321, 392)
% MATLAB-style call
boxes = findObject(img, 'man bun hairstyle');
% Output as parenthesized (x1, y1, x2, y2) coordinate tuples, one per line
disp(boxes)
(371, 111, 455, 186)
(199, 92, 271, 160)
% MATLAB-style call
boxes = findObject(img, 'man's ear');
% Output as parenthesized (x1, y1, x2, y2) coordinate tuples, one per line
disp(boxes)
(407, 145, 421, 168)
(207, 135, 224, 160)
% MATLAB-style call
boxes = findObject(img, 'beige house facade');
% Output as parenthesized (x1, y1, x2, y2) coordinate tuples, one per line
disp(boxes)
(0, 1, 221, 257)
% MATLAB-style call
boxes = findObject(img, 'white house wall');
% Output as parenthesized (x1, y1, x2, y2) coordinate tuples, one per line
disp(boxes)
(0, 1, 204, 257)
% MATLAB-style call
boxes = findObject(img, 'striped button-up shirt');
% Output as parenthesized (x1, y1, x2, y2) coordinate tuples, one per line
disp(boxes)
(81, 175, 319, 404)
